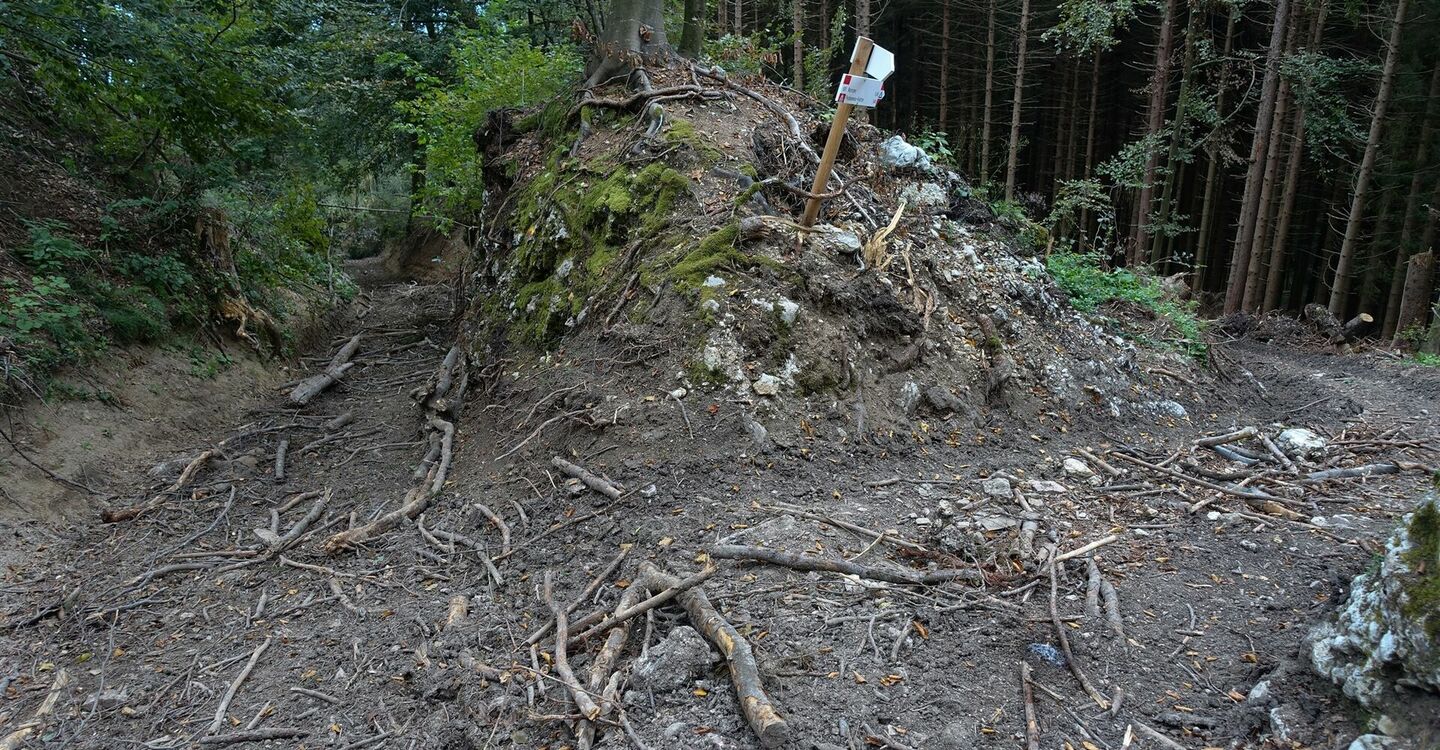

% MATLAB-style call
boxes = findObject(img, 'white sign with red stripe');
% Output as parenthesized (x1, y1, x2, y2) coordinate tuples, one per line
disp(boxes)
(835, 73, 885, 107)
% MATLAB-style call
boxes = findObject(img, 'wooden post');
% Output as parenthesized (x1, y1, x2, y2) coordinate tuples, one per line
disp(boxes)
(801, 37, 875, 228)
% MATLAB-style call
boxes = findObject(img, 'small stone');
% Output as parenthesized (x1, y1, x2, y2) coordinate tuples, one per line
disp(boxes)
(702, 275, 726, 288)
(981, 477, 1012, 499)
(923, 385, 966, 414)
(631, 626, 717, 691)
(976, 515, 1018, 531)
(1246, 679, 1272, 705)
(1206, 511, 1222, 521)
(1240, 539, 1260, 552)
(86, 688, 129, 711)
(776, 297, 800, 326)
(1029, 480, 1067, 494)
(877, 135, 932, 171)
(937, 499, 957, 517)
(639, 484, 658, 498)
(1063, 457, 1095, 478)
(701, 298, 721, 313)
(898, 381, 922, 416)
(1347, 734, 1400, 750)
(1277, 427, 1327, 460)
(669, 387, 687, 399)
(752, 374, 781, 396)
(914, 517, 932, 526)
(555, 257, 575, 279)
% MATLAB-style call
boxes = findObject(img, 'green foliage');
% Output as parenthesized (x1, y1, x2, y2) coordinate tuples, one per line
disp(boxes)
(1284, 51, 1377, 159)
(803, 6, 848, 100)
(404, 33, 581, 219)
(1046, 252, 1207, 357)
(1045, 178, 1116, 253)
(1414, 352, 1440, 368)
(910, 130, 956, 165)
(1044, 0, 1144, 53)
(708, 33, 782, 80)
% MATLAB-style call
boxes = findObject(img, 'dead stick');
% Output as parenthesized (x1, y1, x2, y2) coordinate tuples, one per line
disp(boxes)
(1077, 447, 1123, 477)
(551, 456, 622, 500)
(1048, 556, 1110, 710)
(474, 502, 512, 557)
(208, 637, 271, 734)
(323, 487, 431, 554)
(640, 562, 789, 748)
(1020, 662, 1040, 750)
(568, 566, 717, 647)
(544, 572, 601, 720)
(525, 547, 630, 646)
(577, 580, 649, 749)
(710, 544, 978, 586)
(273, 439, 288, 483)
(102, 448, 219, 523)
(0, 669, 69, 750)
(1053, 534, 1121, 564)
(1130, 720, 1186, 750)
(768, 502, 927, 551)
(1108, 450, 1287, 503)
(1195, 426, 1257, 447)
(198, 728, 307, 745)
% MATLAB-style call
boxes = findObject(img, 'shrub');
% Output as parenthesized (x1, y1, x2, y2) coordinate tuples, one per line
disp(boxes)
(1047, 252, 1207, 358)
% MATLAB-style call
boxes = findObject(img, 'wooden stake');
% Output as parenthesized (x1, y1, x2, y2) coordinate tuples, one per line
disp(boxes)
(801, 37, 875, 227)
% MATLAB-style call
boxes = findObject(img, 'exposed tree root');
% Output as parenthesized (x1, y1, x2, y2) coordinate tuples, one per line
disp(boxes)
(290, 333, 362, 405)
(709, 544, 979, 586)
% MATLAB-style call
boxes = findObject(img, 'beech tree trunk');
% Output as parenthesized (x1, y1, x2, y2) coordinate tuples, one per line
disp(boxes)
(586, 0, 671, 86)
(980, 0, 997, 182)
(1327, 0, 1409, 315)
(1382, 62, 1440, 338)
(1130, 0, 1179, 264)
(1222, 0, 1291, 313)
(1004, 0, 1031, 201)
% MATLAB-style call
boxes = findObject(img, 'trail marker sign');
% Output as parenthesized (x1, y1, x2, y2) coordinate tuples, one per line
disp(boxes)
(835, 74, 884, 107)
(802, 37, 894, 227)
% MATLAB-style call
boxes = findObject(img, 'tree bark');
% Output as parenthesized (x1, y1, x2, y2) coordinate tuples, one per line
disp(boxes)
(980, 0, 997, 182)
(1242, 25, 1296, 312)
(586, 0, 671, 87)
(1004, 0, 1032, 202)
(680, 0, 706, 57)
(1222, 0, 1292, 313)
(1148, 0, 1199, 268)
(1077, 52, 1101, 251)
(1326, 0, 1409, 315)
(1393, 252, 1436, 348)
(1192, 8, 1237, 292)
(791, 0, 804, 90)
(939, 1, 951, 133)
(1382, 62, 1440, 338)
(855, 0, 870, 39)
(1130, 0, 1179, 264)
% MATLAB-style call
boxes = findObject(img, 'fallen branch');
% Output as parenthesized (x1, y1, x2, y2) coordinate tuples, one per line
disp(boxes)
(1195, 426, 1258, 448)
(1108, 450, 1286, 504)
(102, 448, 220, 523)
(208, 637, 271, 734)
(290, 334, 362, 405)
(524, 547, 631, 646)
(0, 668, 69, 750)
(198, 728, 307, 745)
(1301, 463, 1401, 483)
(551, 456, 623, 500)
(1048, 556, 1110, 710)
(474, 502, 512, 557)
(567, 565, 717, 648)
(1020, 662, 1040, 750)
(323, 487, 432, 554)
(768, 502, 928, 552)
(709, 544, 978, 586)
(543, 572, 601, 720)
(640, 561, 789, 748)
(1053, 534, 1121, 564)
(273, 439, 288, 483)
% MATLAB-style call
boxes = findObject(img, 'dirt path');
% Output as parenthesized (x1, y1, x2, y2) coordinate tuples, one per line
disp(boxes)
(2, 256, 1438, 750)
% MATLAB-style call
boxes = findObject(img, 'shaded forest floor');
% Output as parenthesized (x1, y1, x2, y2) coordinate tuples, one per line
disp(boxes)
(2, 241, 1438, 750)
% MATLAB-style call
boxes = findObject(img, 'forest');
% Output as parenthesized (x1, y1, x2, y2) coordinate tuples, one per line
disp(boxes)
(3, 0, 1440, 749)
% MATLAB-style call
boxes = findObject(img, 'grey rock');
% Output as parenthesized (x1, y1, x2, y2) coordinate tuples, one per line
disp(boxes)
(752, 374, 781, 396)
(1063, 457, 1094, 478)
(810, 227, 863, 255)
(899, 182, 947, 209)
(1277, 428, 1327, 460)
(1310, 492, 1440, 708)
(776, 297, 800, 326)
(877, 135, 932, 172)
(702, 275, 726, 288)
(1029, 480, 1067, 494)
(631, 626, 717, 691)
(1246, 679, 1272, 705)
(1348, 734, 1402, 750)
(981, 477, 1012, 499)
(923, 385, 966, 414)
(976, 515, 1018, 531)
(554, 257, 574, 280)
(898, 381, 922, 416)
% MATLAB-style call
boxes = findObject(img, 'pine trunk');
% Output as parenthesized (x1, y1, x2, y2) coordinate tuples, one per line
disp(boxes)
(791, 0, 804, 90)
(1077, 53, 1101, 251)
(1192, 9, 1237, 293)
(1222, 0, 1292, 313)
(1004, 0, 1032, 201)
(1393, 252, 1436, 347)
(1382, 62, 1440, 338)
(1130, 0, 1179, 264)
(939, 2, 951, 132)
(1326, 0, 1409, 315)
(980, 0, 997, 182)
(1148, 1, 1199, 268)
(1242, 49, 1295, 312)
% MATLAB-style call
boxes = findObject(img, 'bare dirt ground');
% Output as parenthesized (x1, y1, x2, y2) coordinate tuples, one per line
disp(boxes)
(2, 235, 1438, 750)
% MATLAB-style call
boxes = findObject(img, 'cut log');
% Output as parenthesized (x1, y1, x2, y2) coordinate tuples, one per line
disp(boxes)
(290, 334, 362, 405)
(1339, 313, 1375, 343)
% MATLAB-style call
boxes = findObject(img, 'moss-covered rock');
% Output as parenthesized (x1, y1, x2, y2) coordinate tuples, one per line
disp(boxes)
(1310, 490, 1440, 709)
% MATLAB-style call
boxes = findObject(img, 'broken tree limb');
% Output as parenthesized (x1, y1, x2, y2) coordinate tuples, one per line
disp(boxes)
(1048, 555, 1110, 710)
(709, 544, 979, 586)
(1340, 313, 1374, 342)
(1020, 662, 1040, 750)
(1107, 450, 1287, 504)
(322, 487, 432, 554)
(543, 572, 601, 721)
(524, 547, 631, 646)
(1301, 463, 1402, 483)
(290, 334, 362, 405)
(577, 576, 650, 750)
(208, 637, 271, 734)
(273, 439, 288, 483)
(0, 668, 69, 750)
(768, 502, 928, 552)
(473, 502, 512, 558)
(1100, 579, 1125, 641)
(1194, 426, 1258, 447)
(550, 456, 623, 500)
(567, 565, 718, 648)
(640, 561, 790, 748)
(1053, 534, 1121, 564)
(1076, 447, 1123, 477)
(197, 728, 307, 746)
(427, 416, 454, 494)
(1259, 433, 1297, 471)
(102, 448, 220, 523)
(1084, 557, 1103, 623)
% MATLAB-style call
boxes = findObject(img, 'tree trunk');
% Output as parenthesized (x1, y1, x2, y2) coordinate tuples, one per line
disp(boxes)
(680, 0, 706, 57)
(1192, 8, 1237, 293)
(1262, 111, 1309, 311)
(1148, 1, 1199, 268)
(1358, 192, 1396, 317)
(791, 0, 804, 90)
(1326, 0, 1409, 315)
(1077, 52, 1101, 251)
(1242, 22, 1297, 312)
(939, 1, 951, 133)
(1393, 252, 1436, 347)
(1004, 0, 1031, 202)
(718, 0, 727, 36)
(586, 0, 671, 87)
(855, 0, 870, 39)
(1130, 0, 1179, 264)
(1222, 0, 1291, 313)
(732, 0, 742, 35)
(980, 0, 997, 182)
(1382, 62, 1440, 338)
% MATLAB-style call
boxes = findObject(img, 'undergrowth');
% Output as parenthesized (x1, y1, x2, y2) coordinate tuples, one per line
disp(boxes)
(1046, 252, 1208, 358)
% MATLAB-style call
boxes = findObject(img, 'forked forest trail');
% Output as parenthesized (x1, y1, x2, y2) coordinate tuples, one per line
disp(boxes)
(2, 248, 1440, 750)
